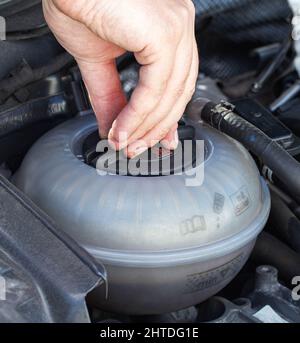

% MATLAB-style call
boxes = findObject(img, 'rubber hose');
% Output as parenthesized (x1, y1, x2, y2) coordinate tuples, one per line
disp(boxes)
(252, 232, 300, 285)
(268, 183, 300, 219)
(0, 95, 72, 138)
(269, 190, 300, 253)
(201, 101, 300, 202)
(0, 53, 74, 103)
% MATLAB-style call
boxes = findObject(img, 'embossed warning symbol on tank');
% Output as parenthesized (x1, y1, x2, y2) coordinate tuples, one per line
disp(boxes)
(213, 193, 225, 214)
(184, 254, 244, 294)
(230, 186, 251, 216)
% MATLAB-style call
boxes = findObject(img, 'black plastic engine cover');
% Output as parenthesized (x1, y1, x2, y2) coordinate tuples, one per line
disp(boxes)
(0, 175, 106, 323)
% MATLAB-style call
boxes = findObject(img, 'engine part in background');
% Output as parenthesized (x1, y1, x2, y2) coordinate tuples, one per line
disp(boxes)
(250, 39, 292, 94)
(119, 64, 138, 100)
(268, 189, 300, 253)
(248, 265, 300, 322)
(270, 79, 300, 112)
(231, 98, 300, 157)
(195, 100, 300, 202)
(268, 183, 300, 220)
(186, 75, 227, 123)
(0, 174, 106, 323)
(194, 0, 293, 80)
(14, 114, 270, 315)
(276, 95, 300, 138)
(120, 66, 226, 109)
(0, 36, 69, 170)
(197, 265, 300, 323)
(252, 232, 300, 285)
(0, 53, 74, 105)
(232, 98, 294, 150)
(0, 66, 88, 172)
(1, 0, 292, 78)
(251, 43, 282, 68)
(0, 0, 48, 40)
(0, 34, 64, 81)
(92, 266, 300, 323)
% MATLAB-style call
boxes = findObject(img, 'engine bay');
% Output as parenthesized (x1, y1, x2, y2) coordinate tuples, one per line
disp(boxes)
(1, 0, 300, 325)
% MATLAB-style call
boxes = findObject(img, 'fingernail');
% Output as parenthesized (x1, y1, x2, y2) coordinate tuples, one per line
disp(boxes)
(128, 145, 148, 159)
(108, 138, 118, 151)
(108, 128, 116, 142)
(109, 126, 130, 149)
(108, 133, 128, 151)
(169, 131, 179, 150)
(162, 131, 179, 150)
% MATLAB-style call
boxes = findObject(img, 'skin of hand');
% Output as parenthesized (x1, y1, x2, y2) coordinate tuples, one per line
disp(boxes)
(43, 0, 199, 158)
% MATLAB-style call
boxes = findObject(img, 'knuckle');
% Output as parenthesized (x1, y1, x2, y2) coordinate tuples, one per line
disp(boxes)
(162, 13, 183, 40)
(185, 0, 196, 16)
(163, 3, 195, 40)
(179, 5, 191, 21)
(164, 21, 181, 42)
(174, 1, 195, 23)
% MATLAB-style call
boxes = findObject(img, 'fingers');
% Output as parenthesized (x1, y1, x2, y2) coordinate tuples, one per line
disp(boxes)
(123, 29, 193, 144)
(124, 24, 194, 148)
(45, 0, 198, 155)
(127, 41, 199, 158)
(44, 0, 128, 139)
(107, 40, 177, 149)
(77, 59, 127, 138)
(160, 124, 179, 150)
(109, 2, 198, 155)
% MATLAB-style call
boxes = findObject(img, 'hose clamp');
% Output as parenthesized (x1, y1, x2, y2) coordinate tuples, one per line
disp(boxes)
(210, 101, 235, 130)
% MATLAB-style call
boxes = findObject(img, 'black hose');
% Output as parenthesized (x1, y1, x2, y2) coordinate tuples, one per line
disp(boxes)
(268, 183, 300, 219)
(269, 190, 300, 253)
(201, 100, 300, 202)
(252, 232, 300, 286)
(5, 26, 51, 41)
(0, 94, 74, 140)
(0, 53, 74, 104)
(250, 39, 291, 94)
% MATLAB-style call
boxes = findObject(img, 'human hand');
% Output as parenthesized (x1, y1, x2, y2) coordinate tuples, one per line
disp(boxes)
(43, 0, 198, 157)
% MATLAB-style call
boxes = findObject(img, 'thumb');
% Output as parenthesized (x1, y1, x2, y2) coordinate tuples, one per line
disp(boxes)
(77, 59, 127, 138)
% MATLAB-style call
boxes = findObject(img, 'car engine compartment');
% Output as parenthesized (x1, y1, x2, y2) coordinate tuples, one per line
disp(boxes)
(1, 0, 300, 324)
